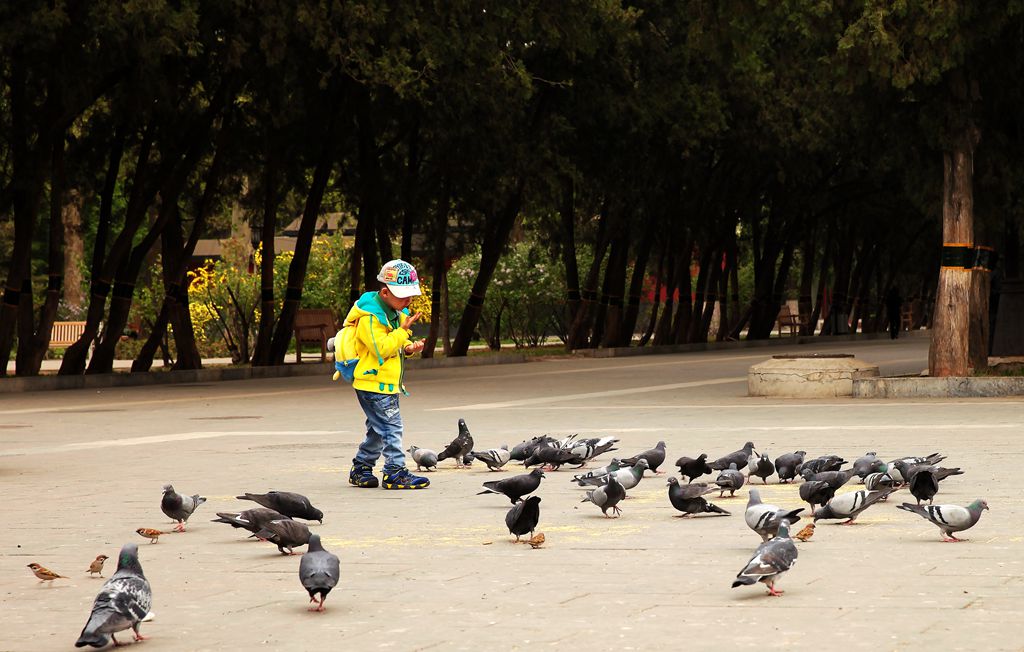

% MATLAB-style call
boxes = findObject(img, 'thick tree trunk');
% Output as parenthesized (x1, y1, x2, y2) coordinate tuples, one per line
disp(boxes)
(686, 244, 714, 343)
(560, 177, 582, 334)
(809, 222, 833, 336)
(422, 190, 450, 359)
(654, 245, 677, 345)
(62, 189, 84, 311)
(670, 238, 694, 344)
(699, 249, 723, 342)
(618, 218, 655, 346)
(968, 266, 990, 370)
(639, 244, 666, 347)
(251, 155, 280, 366)
(597, 226, 630, 348)
(567, 200, 609, 350)
(798, 229, 816, 336)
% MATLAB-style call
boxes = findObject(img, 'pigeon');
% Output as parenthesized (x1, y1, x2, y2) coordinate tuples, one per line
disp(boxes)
(774, 451, 806, 483)
(798, 480, 836, 513)
(675, 454, 713, 483)
(864, 470, 898, 494)
(793, 523, 815, 542)
(551, 434, 594, 467)
(407, 446, 439, 472)
(462, 452, 475, 466)
(579, 459, 649, 491)
(236, 491, 324, 523)
(524, 444, 579, 470)
(714, 463, 745, 497)
(890, 452, 945, 467)
(745, 489, 804, 541)
(577, 436, 619, 462)
(470, 446, 511, 471)
(582, 475, 626, 517)
(437, 418, 474, 467)
(892, 461, 964, 486)
(505, 496, 542, 541)
(852, 452, 886, 480)
(620, 441, 667, 474)
(478, 469, 545, 504)
(160, 484, 206, 532)
(801, 468, 857, 489)
(710, 442, 756, 471)
(897, 499, 989, 542)
(27, 563, 68, 583)
(748, 454, 775, 484)
(909, 467, 939, 505)
(667, 478, 729, 517)
(299, 534, 340, 612)
(88, 555, 109, 578)
(135, 528, 168, 544)
(813, 489, 892, 524)
(509, 435, 558, 462)
(572, 459, 622, 486)
(800, 454, 845, 475)
(211, 508, 290, 535)
(254, 519, 312, 555)
(731, 520, 798, 597)
(75, 543, 152, 648)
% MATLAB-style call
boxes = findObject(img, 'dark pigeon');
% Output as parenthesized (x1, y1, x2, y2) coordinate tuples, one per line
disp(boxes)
(731, 521, 798, 596)
(798, 480, 836, 513)
(852, 452, 886, 480)
(675, 454, 713, 483)
(299, 534, 340, 612)
(524, 445, 578, 470)
(437, 418, 474, 467)
(75, 544, 152, 648)
(509, 436, 558, 462)
(211, 508, 290, 535)
(620, 441, 667, 474)
(715, 463, 745, 498)
(710, 442, 756, 471)
(774, 451, 806, 483)
(160, 484, 206, 532)
(800, 455, 846, 475)
(254, 519, 312, 555)
(667, 478, 729, 516)
(801, 468, 857, 489)
(505, 496, 541, 541)
(478, 469, 545, 504)
(236, 491, 323, 523)
(892, 460, 963, 487)
(582, 475, 626, 517)
(897, 499, 988, 542)
(909, 467, 940, 505)
(890, 452, 945, 467)
(749, 454, 775, 484)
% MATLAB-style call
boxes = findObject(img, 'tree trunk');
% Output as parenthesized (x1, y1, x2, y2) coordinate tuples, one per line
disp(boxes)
(654, 245, 677, 345)
(559, 176, 582, 334)
(639, 244, 666, 347)
(597, 224, 631, 348)
(798, 228, 816, 335)
(809, 221, 833, 336)
(686, 244, 714, 343)
(251, 154, 280, 366)
(567, 199, 609, 350)
(422, 189, 450, 359)
(670, 238, 693, 344)
(62, 189, 84, 311)
(699, 249, 723, 342)
(968, 265, 990, 370)
(400, 122, 420, 263)
(618, 217, 655, 346)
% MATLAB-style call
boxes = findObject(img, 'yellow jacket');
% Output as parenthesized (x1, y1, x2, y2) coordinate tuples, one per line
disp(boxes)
(340, 292, 412, 394)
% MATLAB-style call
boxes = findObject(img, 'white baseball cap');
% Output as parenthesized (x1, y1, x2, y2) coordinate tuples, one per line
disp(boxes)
(377, 259, 422, 298)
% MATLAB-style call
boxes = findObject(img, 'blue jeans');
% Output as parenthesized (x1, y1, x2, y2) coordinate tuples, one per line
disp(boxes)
(353, 390, 406, 471)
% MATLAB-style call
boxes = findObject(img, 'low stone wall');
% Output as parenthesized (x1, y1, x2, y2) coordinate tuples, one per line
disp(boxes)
(853, 376, 1024, 398)
(748, 355, 880, 398)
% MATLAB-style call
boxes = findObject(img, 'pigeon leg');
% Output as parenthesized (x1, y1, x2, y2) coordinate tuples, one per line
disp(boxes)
(840, 519, 857, 526)
(132, 627, 149, 642)
(942, 535, 964, 542)
(765, 581, 784, 597)
(111, 633, 128, 647)
(317, 596, 326, 612)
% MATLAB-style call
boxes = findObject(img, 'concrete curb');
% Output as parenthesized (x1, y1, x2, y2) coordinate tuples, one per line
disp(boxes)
(853, 376, 1024, 398)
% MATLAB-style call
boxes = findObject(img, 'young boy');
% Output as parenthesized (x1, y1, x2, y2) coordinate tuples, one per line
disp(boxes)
(345, 259, 429, 489)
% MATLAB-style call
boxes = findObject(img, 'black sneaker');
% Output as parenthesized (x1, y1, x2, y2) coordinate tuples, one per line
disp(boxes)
(349, 463, 379, 488)
(382, 467, 430, 490)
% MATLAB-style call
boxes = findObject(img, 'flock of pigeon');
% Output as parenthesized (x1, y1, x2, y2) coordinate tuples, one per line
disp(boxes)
(26, 417, 990, 648)
(410, 425, 990, 599)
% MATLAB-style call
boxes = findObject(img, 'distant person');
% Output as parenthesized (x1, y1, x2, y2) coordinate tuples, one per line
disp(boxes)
(885, 286, 902, 340)
(336, 260, 429, 490)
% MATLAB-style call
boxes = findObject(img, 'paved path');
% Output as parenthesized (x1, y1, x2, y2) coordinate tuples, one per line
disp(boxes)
(2, 337, 1022, 651)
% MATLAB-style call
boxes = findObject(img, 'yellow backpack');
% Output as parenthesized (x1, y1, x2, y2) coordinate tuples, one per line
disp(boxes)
(331, 322, 363, 383)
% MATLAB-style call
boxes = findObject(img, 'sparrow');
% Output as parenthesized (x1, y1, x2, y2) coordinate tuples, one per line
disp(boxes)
(27, 563, 69, 583)
(136, 528, 169, 543)
(793, 523, 815, 542)
(87, 554, 109, 577)
(526, 533, 545, 549)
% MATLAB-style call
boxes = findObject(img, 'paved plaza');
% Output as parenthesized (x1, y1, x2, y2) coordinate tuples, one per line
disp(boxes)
(2, 337, 1022, 651)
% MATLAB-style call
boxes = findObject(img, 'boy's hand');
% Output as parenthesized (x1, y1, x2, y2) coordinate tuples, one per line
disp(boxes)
(404, 340, 425, 355)
(401, 311, 423, 330)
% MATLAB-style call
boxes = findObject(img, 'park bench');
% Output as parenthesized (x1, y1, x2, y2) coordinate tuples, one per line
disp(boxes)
(293, 308, 336, 363)
(49, 321, 87, 349)
(776, 305, 803, 337)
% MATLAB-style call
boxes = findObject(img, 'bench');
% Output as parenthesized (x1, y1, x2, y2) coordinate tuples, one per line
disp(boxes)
(294, 308, 336, 363)
(776, 305, 803, 337)
(50, 321, 87, 348)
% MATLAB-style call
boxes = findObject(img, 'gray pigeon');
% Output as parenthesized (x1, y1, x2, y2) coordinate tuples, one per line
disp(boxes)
(744, 489, 803, 541)
(774, 451, 806, 483)
(748, 454, 775, 484)
(801, 468, 857, 489)
(813, 489, 892, 524)
(711, 442, 756, 471)
(890, 452, 945, 467)
(799, 480, 836, 513)
(437, 418, 474, 467)
(478, 469, 545, 504)
(897, 499, 989, 542)
(714, 463, 745, 497)
(582, 475, 626, 517)
(237, 491, 324, 523)
(407, 446, 439, 472)
(160, 484, 206, 532)
(470, 446, 511, 471)
(909, 467, 939, 505)
(864, 469, 898, 494)
(851, 452, 886, 480)
(577, 436, 619, 463)
(620, 441, 667, 474)
(667, 478, 729, 516)
(524, 444, 578, 470)
(211, 508, 290, 535)
(892, 460, 964, 487)
(505, 496, 541, 541)
(299, 534, 340, 612)
(800, 455, 845, 475)
(675, 454, 713, 483)
(579, 459, 648, 491)
(254, 519, 312, 555)
(509, 435, 558, 462)
(572, 458, 622, 486)
(75, 544, 152, 648)
(731, 520, 798, 597)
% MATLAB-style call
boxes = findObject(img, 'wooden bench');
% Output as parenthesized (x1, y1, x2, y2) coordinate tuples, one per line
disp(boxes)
(294, 309, 336, 363)
(50, 321, 87, 348)
(776, 305, 802, 337)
